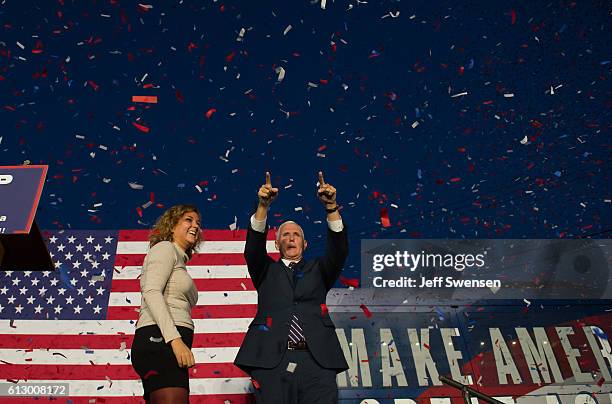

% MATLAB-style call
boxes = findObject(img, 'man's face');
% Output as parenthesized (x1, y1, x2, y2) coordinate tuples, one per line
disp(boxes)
(275, 222, 307, 261)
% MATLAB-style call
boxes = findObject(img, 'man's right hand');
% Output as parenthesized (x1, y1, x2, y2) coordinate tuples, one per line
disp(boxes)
(170, 337, 195, 368)
(258, 171, 278, 208)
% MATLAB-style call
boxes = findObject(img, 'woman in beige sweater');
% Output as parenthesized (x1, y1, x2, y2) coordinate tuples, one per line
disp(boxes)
(130, 204, 201, 403)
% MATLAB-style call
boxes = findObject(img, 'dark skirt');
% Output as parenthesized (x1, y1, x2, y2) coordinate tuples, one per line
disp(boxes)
(131, 324, 194, 401)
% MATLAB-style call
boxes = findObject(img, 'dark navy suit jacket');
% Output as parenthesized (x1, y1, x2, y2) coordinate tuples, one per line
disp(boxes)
(234, 223, 349, 373)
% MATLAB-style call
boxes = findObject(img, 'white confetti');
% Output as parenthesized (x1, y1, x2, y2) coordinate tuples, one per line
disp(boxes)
(283, 25, 292, 35)
(286, 362, 297, 373)
(128, 182, 144, 190)
(523, 298, 531, 307)
(520, 136, 528, 145)
(451, 91, 468, 98)
(275, 66, 286, 82)
(237, 27, 246, 41)
(229, 216, 237, 231)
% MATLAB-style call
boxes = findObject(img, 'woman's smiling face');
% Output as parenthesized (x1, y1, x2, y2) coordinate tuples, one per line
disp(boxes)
(172, 211, 201, 252)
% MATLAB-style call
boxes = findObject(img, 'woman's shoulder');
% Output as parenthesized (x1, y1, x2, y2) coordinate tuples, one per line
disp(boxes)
(148, 240, 176, 256)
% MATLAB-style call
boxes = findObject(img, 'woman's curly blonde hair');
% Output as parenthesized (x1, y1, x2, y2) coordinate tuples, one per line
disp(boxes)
(149, 204, 202, 258)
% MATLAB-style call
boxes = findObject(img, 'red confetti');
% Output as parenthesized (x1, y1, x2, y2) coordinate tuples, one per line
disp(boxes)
(132, 96, 158, 103)
(251, 379, 260, 389)
(143, 370, 158, 379)
(31, 40, 44, 54)
(423, 343, 430, 350)
(338, 275, 359, 288)
(225, 51, 236, 63)
(175, 90, 184, 103)
(380, 208, 391, 227)
(320, 304, 329, 316)
(132, 122, 150, 133)
(87, 80, 100, 91)
(136, 207, 143, 217)
(359, 304, 372, 318)
(205, 108, 217, 119)
(510, 9, 517, 25)
(597, 377, 605, 387)
(138, 4, 152, 12)
(266, 316, 273, 328)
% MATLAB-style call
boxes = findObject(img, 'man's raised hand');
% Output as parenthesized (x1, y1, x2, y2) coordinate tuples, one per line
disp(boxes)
(258, 171, 279, 207)
(317, 171, 337, 206)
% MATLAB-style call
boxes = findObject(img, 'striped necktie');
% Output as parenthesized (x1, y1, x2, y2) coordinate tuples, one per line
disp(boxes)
(288, 261, 305, 344)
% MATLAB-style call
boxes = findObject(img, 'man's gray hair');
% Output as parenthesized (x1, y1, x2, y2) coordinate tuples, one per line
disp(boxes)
(276, 221, 305, 242)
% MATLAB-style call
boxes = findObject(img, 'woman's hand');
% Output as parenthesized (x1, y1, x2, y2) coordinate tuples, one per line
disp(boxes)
(170, 337, 195, 368)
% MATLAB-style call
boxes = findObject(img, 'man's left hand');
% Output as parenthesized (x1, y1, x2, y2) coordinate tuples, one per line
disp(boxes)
(317, 171, 337, 206)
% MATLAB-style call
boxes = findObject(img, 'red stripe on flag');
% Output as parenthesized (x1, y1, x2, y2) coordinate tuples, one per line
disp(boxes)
(0, 363, 248, 380)
(106, 304, 258, 319)
(113, 253, 280, 266)
(111, 278, 255, 292)
(0, 333, 247, 349)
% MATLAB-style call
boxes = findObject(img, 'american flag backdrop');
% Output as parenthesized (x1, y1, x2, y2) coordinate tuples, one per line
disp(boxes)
(0, 229, 278, 403)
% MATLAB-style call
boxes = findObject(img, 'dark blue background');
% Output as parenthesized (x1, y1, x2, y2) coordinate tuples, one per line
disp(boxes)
(1, 0, 609, 282)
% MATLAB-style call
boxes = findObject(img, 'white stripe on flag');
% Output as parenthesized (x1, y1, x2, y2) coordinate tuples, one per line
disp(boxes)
(113, 265, 250, 280)
(109, 291, 257, 306)
(116, 240, 276, 254)
(0, 347, 240, 364)
(0, 319, 252, 334)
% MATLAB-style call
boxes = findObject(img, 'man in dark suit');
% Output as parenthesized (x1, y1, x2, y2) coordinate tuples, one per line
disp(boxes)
(234, 171, 349, 404)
